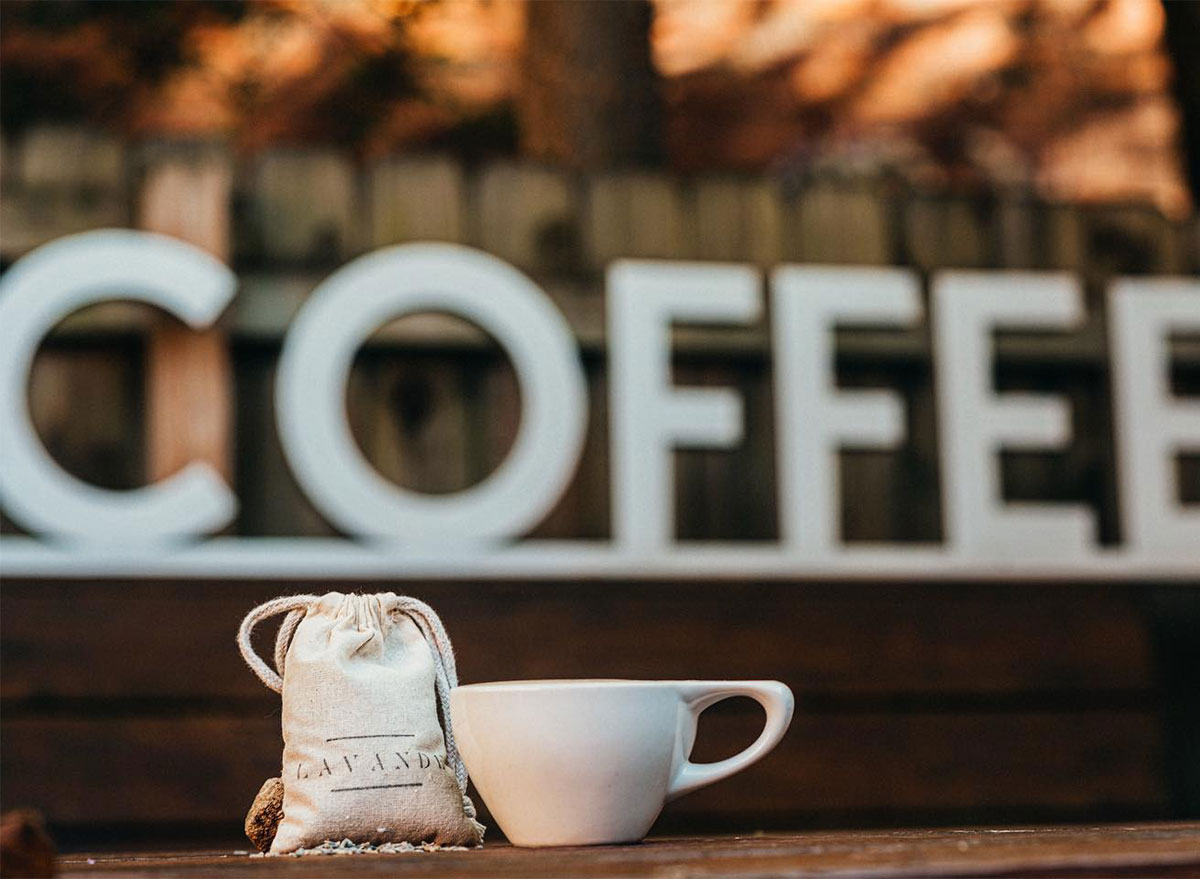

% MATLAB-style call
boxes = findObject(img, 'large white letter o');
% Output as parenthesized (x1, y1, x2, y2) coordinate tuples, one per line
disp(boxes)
(0, 230, 238, 544)
(276, 243, 587, 544)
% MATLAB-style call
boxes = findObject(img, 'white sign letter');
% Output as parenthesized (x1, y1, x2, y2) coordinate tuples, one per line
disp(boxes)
(934, 272, 1095, 559)
(0, 230, 237, 544)
(1110, 278, 1200, 558)
(608, 261, 761, 553)
(772, 267, 921, 553)
(276, 243, 587, 544)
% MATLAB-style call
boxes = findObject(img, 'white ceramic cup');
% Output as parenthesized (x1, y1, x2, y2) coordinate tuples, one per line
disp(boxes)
(449, 679, 795, 847)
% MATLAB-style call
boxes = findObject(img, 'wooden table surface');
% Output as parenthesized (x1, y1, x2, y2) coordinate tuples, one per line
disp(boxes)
(55, 823, 1200, 878)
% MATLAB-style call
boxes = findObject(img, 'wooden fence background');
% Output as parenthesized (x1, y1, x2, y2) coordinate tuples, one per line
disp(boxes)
(1, 125, 1198, 849)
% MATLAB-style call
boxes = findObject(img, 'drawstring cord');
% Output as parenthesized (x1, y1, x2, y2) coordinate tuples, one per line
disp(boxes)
(274, 608, 305, 682)
(236, 593, 474, 812)
(390, 596, 470, 804)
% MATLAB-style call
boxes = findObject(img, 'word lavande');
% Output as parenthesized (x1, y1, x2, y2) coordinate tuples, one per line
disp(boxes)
(295, 750, 448, 782)
(0, 230, 1196, 580)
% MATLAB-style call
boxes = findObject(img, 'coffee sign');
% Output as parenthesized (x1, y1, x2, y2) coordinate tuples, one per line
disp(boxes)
(1, 230, 1197, 580)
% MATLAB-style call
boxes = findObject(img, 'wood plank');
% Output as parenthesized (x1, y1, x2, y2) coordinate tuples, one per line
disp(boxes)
(231, 352, 336, 539)
(52, 826, 1200, 879)
(996, 190, 1039, 269)
(0, 582, 1154, 705)
(0, 189, 129, 260)
(0, 128, 13, 187)
(675, 709, 1165, 818)
(674, 361, 776, 541)
(693, 178, 783, 266)
(473, 163, 578, 273)
(893, 371, 944, 541)
(18, 126, 125, 191)
(837, 362, 935, 543)
(0, 126, 129, 260)
(0, 709, 1164, 828)
(1081, 205, 1188, 276)
(246, 151, 359, 265)
(138, 147, 232, 259)
(25, 345, 143, 493)
(787, 179, 892, 265)
(350, 353, 472, 495)
(585, 173, 691, 265)
(475, 352, 521, 498)
(998, 361, 1120, 544)
(741, 180, 785, 268)
(1149, 588, 1200, 817)
(1188, 216, 1200, 275)
(903, 193, 990, 269)
(1044, 204, 1086, 271)
(367, 156, 466, 247)
(139, 148, 234, 491)
(523, 358, 611, 540)
(0, 717, 280, 825)
(144, 328, 233, 486)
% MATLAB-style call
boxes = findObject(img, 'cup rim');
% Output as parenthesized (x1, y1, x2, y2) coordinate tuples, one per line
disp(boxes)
(453, 678, 739, 693)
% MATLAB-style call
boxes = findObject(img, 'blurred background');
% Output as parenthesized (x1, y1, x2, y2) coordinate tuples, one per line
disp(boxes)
(1, 0, 1199, 852)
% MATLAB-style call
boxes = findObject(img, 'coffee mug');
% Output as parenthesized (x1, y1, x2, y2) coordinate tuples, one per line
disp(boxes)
(449, 679, 794, 846)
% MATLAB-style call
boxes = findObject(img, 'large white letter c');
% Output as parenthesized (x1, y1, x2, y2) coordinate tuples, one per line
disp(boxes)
(0, 230, 238, 544)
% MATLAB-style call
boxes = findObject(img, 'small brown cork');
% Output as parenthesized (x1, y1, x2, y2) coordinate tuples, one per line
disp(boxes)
(0, 810, 56, 878)
(244, 778, 285, 853)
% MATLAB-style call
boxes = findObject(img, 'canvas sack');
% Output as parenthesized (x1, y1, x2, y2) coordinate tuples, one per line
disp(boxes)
(238, 592, 485, 852)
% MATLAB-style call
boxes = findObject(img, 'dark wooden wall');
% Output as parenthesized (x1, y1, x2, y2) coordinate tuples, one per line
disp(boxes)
(1, 126, 1198, 848)
(4, 578, 1195, 848)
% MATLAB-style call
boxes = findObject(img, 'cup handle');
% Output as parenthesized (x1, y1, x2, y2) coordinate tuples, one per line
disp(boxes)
(666, 680, 795, 802)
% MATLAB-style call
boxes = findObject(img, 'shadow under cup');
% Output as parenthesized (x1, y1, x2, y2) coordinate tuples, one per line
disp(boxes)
(449, 679, 795, 847)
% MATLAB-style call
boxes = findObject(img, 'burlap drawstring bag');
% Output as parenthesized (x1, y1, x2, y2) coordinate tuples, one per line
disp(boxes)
(238, 592, 485, 853)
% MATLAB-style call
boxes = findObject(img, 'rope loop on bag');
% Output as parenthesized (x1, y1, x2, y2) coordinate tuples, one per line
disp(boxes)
(236, 595, 319, 693)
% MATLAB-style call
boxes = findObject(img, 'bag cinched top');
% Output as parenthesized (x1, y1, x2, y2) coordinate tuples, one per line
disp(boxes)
(238, 592, 485, 852)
